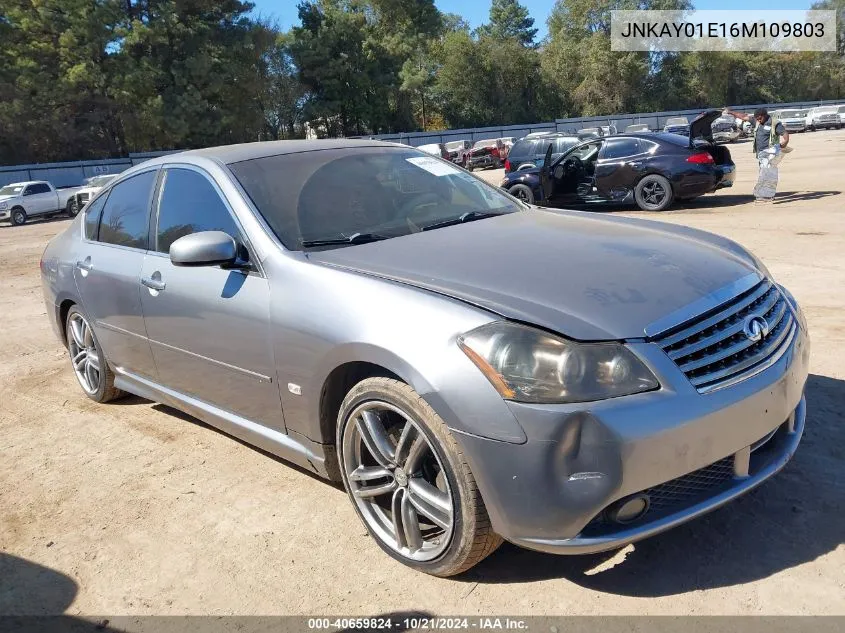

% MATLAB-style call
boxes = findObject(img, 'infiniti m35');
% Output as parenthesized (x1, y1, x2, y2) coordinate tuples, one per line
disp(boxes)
(41, 139, 809, 576)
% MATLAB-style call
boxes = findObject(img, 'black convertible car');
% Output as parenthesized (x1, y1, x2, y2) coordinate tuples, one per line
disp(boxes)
(500, 110, 736, 211)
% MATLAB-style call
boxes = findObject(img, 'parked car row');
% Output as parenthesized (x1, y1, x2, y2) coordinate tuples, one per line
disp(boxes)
(40, 136, 809, 577)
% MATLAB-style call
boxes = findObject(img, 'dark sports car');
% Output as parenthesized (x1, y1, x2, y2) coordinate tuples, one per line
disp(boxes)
(500, 110, 735, 212)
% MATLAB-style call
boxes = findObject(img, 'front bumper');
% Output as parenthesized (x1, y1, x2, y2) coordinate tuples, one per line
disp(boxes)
(0, 208, 9, 221)
(468, 155, 497, 169)
(452, 318, 809, 555)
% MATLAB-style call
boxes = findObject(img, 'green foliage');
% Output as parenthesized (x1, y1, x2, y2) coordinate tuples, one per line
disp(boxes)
(477, 0, 538, 47)
(0, 0, 843, 165)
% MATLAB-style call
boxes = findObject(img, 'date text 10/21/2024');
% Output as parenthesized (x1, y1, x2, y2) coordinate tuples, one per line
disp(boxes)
(307, 617, 529, 630)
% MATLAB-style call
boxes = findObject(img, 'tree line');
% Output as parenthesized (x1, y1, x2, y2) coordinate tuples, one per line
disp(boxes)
(1, 0, 843, 166)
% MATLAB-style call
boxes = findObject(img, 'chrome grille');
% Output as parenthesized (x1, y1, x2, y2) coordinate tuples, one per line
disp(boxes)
(646, 456, 734, 511)
(655, 280, 796, 392)
(79, 193, 90, 202)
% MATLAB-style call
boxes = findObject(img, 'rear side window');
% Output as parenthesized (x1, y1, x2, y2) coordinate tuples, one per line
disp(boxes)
(602, 139, 641, 160)
(83, 194, 108, 240)
(554, 138, 577, 154)
(154, 168, 241, 254)
(97, 170, 157, 249)
(510, 140, 537, 156)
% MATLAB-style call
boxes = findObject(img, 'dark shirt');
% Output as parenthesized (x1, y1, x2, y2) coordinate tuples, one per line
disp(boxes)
(753, 116, 786, 153)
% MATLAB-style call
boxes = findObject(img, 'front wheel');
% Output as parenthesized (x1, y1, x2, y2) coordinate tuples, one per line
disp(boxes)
(634, 174, 674, 211)
(509, 184, 535, 204)
(337, 377, 501, 577)
(67, 198, 80, 217)
(10, 208, 27, 226)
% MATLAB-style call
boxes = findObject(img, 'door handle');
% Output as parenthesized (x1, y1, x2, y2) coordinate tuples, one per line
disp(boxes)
(75, 258, 93, 275)
(141, 277, 166, 292)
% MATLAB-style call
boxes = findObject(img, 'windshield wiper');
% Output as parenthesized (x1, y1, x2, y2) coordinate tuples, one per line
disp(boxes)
(420, 210, 505, 232)
(301, 232, 389, 247)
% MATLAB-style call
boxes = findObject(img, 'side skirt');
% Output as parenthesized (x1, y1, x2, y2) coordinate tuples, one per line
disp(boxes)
(113, 369, 334, 479)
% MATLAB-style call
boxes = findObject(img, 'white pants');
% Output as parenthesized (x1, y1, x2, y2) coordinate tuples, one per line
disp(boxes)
(754, 146, 783, 200)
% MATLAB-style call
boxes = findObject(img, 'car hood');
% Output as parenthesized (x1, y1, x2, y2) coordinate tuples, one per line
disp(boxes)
(307, 210, 762, 341)
(0, 194, 20, 203)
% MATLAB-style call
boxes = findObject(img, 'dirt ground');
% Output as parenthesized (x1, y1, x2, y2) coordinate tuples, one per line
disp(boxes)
(2, 130, 844, 617)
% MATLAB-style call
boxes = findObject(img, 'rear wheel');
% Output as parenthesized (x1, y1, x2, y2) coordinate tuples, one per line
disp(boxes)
(634, 174, 674, 211)
(66, 306, 124, 403)
(10, 207, 26, 226)
(337, 377, 501, 577)
(509, 184, 535, 204)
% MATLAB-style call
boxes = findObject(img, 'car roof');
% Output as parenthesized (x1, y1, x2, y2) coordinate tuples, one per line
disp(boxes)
(4, 181, 43, 187)
(174, 138, 397, 165)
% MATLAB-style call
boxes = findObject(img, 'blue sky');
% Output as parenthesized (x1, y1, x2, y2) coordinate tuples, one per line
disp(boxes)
(251, 1, 816, 41)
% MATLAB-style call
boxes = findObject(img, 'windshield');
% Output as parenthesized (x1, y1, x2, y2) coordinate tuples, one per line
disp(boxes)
(85, 175, 117, 187)
(666, 118, 688, 126)
(0, 184, 24, 196)
(228, 147, 522, 250)
(778, 110, 798, 118)
(445, 141, 466, 151)
(473, 139, 496, 148)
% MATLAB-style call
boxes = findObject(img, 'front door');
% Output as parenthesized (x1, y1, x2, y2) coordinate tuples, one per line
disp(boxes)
(139, 166, 284, 431)
(551, 140, 603, 200)
(23, 183, 54, 215)
(73, 171, 159, 379)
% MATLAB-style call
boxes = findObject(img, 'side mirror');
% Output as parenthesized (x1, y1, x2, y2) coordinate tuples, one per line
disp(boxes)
(170, 231, 238, 267)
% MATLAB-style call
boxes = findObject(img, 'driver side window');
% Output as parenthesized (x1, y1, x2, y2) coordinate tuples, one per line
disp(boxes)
(155, 168, 243, 255)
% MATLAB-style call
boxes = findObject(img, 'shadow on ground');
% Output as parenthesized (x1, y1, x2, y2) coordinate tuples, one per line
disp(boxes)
(0, 553, 77, 615)
(460, 373, 845, 595)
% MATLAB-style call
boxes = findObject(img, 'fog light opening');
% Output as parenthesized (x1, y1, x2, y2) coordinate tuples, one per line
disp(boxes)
(607, 494, 650, 524)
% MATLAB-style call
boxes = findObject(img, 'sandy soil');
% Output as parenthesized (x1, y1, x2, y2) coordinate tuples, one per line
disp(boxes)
(2, 130, 844, 617)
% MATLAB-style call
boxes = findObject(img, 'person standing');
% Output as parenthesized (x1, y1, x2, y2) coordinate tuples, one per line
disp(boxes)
(725, 108, 789, 202)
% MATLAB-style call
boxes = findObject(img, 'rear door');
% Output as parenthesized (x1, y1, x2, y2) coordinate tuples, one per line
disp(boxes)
(139, 166, 283, 431)
(594, 138, 648, 201)
(73, 169, 159, 379)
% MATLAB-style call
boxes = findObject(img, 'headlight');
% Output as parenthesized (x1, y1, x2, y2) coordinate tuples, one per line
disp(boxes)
(0, 202, 7, 210)
(458, 321, 659, 404)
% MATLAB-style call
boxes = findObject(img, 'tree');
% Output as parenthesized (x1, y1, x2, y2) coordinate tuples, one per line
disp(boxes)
(478, 0, 538, 47)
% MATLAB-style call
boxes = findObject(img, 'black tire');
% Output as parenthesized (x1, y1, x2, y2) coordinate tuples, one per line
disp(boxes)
(634, 174, 674, 211)
(67, 197, 80, 217)
(466, 163, 474, 172)
(336, 377, 502, 577)
(509, 184, 535, 204)
(65, 306, 124, 403)
(10, 207, 27, 226)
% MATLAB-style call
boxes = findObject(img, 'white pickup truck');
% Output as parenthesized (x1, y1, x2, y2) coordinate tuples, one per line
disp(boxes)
(0, 181, 84, 226)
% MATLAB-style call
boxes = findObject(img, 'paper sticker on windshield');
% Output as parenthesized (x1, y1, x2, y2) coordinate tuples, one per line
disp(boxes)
(406, 156, 461, 176)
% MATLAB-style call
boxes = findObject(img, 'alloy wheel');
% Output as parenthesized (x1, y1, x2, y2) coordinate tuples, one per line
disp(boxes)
(641, 180, 667, 206)
(68, 313, 101, 395)
(342, 401, 454, 562)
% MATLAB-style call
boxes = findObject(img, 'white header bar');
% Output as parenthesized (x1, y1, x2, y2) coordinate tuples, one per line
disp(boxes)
(611, 10, 837, 52)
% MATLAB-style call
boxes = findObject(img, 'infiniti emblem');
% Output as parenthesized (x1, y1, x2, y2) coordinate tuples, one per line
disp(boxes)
(743, 315, 770, 343)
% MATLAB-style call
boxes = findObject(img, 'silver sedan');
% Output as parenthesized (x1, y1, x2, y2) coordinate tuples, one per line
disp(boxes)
(40, 140, 810, 576)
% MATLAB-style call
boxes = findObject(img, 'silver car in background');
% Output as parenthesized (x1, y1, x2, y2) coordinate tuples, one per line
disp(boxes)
(40, 140, 809, 576)
(775, 109, 808, 133)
